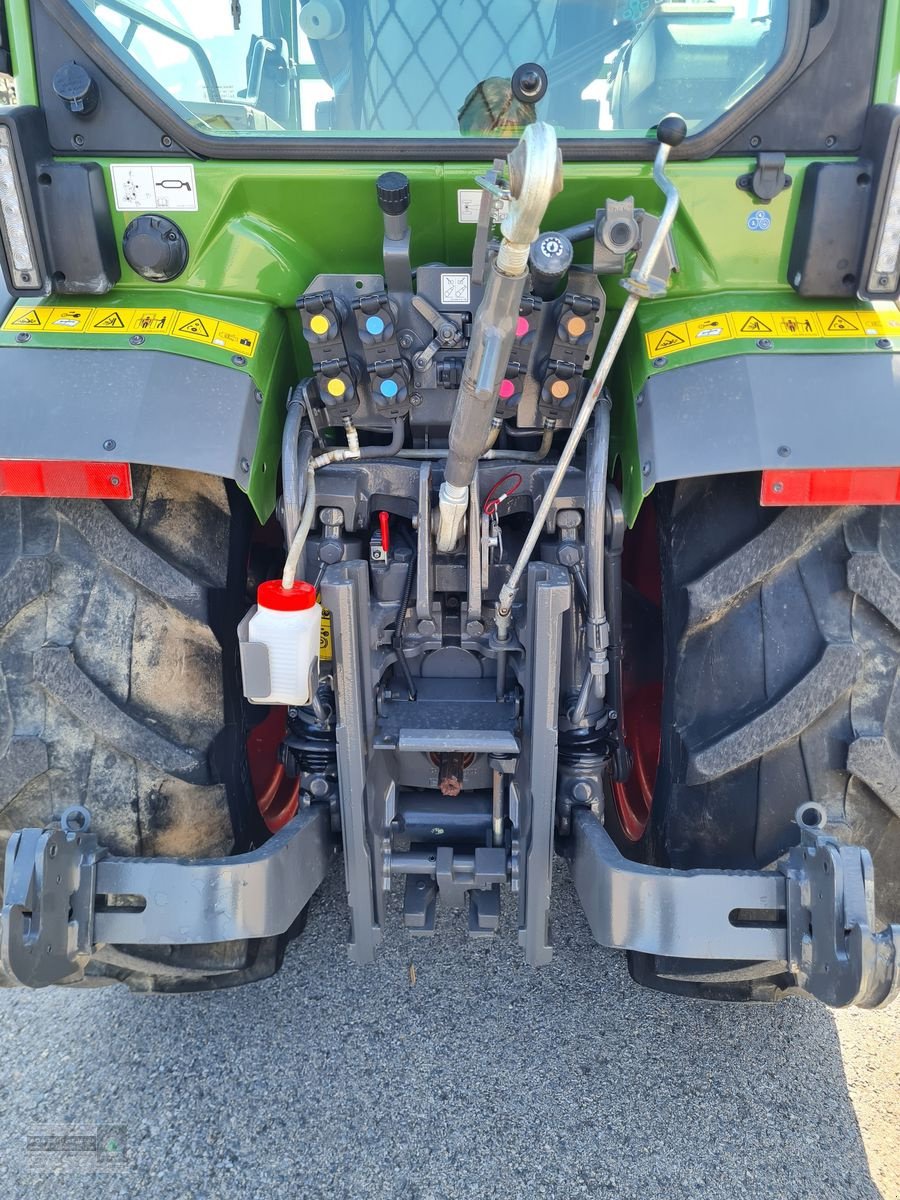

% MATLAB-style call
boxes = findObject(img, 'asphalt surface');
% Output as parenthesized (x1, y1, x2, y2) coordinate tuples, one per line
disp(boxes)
(0, 858, 895, 1200)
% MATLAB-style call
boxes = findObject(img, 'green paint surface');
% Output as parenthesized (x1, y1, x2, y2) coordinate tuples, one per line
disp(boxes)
(3, 8, 900, 523)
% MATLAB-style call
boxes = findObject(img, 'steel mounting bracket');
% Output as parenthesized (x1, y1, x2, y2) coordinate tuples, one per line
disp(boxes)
(0, 804, 333, 988)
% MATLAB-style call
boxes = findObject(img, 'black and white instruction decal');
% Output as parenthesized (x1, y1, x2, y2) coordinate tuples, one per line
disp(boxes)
(440, 273, 471, 305)
(111, 164, 198, 212)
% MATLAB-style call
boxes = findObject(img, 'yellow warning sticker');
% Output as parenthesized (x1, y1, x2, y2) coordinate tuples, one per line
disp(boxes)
(172, 312, 215, 343)
(646, 323, 689, 356)
(1, 303, 259, 359)
(44, 307, 91, 332)
(127, 308, 178, 335)
(686, 313, 733, 347)
(646, 308, 899, 359)
(211, 320, 259, 357)
(769, 312, 822, 338)
(319, 607, 333, 661)
(5, 306, 47, 330)
(86, 309, 128, 333)
(732, 313, 774, 338)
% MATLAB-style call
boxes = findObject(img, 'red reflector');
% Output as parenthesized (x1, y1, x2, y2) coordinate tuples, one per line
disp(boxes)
(761, 468, 900, 507)
(0, 460, 132, 499)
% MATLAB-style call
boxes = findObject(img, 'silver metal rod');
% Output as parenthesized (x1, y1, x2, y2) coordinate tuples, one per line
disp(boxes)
(492, 769, 505, 845)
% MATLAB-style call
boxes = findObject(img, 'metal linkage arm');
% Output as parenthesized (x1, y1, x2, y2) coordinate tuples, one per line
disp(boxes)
(569, 809, 899, 1010)
(1, 804, 333, 988)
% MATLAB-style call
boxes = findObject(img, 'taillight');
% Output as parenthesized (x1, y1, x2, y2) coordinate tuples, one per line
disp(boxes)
(859, 106, 900, 301)
(0, 120, 45, 294)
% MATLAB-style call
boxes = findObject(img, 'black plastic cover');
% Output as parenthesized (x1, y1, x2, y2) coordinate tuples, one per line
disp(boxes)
(0, 106, 120, 297)
(787, 162, 872, 298)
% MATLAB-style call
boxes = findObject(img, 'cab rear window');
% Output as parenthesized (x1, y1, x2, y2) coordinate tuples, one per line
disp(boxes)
(70, 0, 790, 140)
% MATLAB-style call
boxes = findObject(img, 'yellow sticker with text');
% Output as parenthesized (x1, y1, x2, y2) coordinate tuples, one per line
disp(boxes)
(210, 320, 259, 357)
(646, 307, 899, 360)
(319, 607, 333, 661)
(686, 313, 734, 347)
(44, 307, 92, 332)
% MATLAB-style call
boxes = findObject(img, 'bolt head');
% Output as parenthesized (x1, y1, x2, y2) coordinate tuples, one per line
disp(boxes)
(103, 439, 117, 452)
(466, 619, 485, 636)
(652, 356, 667, 369)
(129, 334, 145, 346)
(409, 392, 423, 407)
(232, 354, 247, 367)
(417, 618, 436, 636)
(240, 458, 250, 473)
(572, 781, 593, 803)
(777, 445, 791, 458)
(15, 332, 30, 344)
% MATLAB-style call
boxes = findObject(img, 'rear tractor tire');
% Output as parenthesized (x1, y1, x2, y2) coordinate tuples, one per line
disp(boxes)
(0, 467, 287, 992)
(616, 474, 900, 1002)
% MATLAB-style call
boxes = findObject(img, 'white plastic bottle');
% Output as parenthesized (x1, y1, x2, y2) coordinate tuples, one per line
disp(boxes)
(247, 580, 322, 705)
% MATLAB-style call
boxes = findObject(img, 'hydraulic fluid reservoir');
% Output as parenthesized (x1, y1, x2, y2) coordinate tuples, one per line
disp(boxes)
(239, 581, 321, 706)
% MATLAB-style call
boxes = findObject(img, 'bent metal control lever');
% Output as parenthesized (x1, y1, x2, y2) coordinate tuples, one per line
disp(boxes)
(436, 121, 563, 552)
(494, 114, 688, 633)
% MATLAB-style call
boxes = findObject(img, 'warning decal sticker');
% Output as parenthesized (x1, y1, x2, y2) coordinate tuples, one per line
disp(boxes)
(1, 304, 259, 360)
(646, 308, 898, 360)
(647, 324, 688, 355)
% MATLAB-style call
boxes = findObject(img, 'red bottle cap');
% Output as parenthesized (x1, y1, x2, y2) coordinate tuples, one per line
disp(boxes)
(257, 580, 317, 612)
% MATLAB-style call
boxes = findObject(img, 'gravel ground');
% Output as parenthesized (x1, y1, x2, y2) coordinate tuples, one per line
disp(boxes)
(0, 858, 896, 1200)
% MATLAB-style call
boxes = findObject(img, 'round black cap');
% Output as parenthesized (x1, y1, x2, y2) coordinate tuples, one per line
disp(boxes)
(376, 172, 410, 216)
(530, 232, 574, 279)
(656, 114, 688, 147)
(511, 62, 548, 104)
(122, 215, 188, 283)
(52, 62, 99, 116)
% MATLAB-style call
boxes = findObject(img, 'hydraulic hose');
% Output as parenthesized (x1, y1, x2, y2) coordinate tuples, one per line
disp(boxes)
(282, 419, 405, 588)
(570, 403, 611, 725)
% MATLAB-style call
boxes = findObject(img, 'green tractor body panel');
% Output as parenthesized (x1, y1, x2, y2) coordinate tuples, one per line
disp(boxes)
(2, 0, 898, 519)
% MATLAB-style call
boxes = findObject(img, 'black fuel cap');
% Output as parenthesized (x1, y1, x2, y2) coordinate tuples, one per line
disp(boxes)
(376, 171, 410, 216)
(52, 62, 99, 116)
(122, 214, 188, 283)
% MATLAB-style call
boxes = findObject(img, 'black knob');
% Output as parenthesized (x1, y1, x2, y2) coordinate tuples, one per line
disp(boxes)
(122, 215, 188, 283)
(529, 231, 573, 299)
(52, 62, 99, 116)
(511, 62, 548, 104)
(376, 171, 410, 216)
(656, 114, 688, 148)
